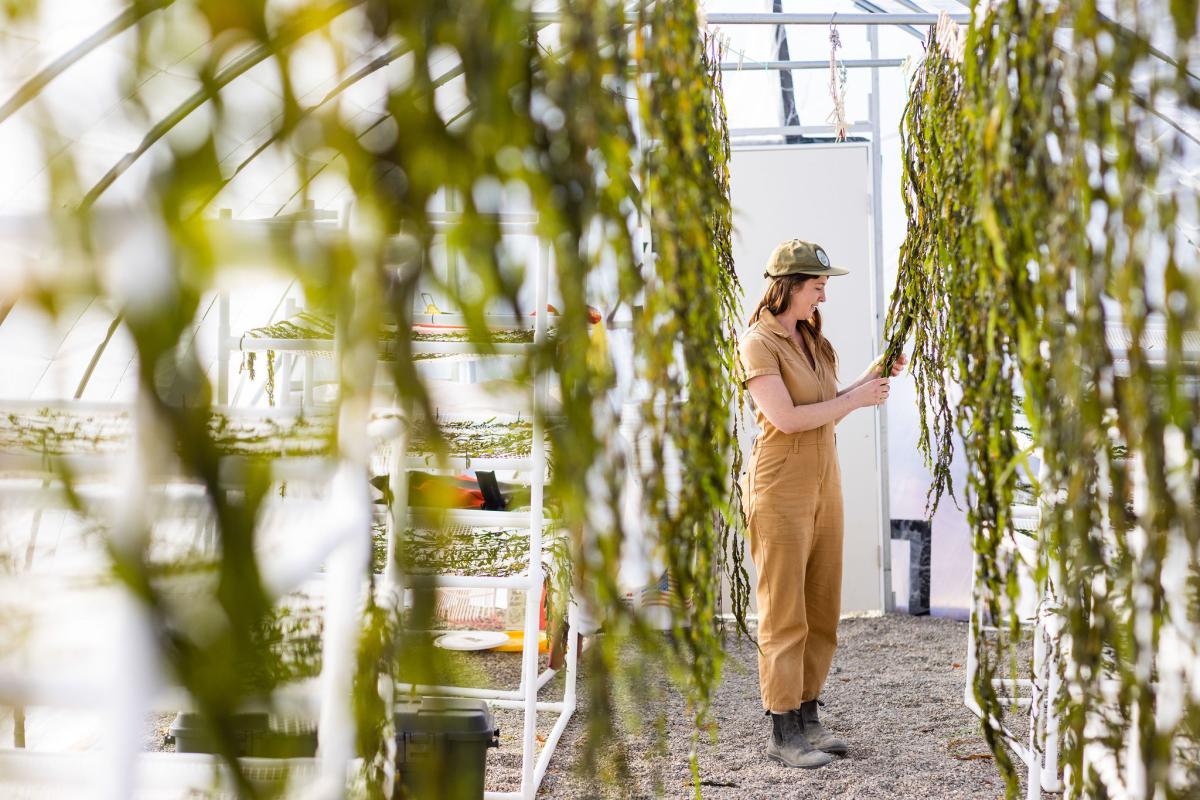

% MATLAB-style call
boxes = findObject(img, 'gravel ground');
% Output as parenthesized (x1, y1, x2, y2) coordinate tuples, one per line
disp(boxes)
(521, 614, 1040, 799)
(141, 615, 1042, 799)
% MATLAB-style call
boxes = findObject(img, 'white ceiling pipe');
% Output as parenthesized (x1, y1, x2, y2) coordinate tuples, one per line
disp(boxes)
(719, 58, 906, 71)
(703, 12, 967, 25)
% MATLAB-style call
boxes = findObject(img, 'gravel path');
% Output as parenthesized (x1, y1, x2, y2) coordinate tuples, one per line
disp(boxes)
(523, 614, 1031, 799)
(141, 615, 1037, 799)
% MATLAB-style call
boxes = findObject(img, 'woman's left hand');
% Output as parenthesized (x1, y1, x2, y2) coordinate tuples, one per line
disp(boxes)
(872, 352, 908, 378)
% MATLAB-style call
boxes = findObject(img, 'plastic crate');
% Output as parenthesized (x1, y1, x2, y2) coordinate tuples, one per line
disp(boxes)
(168, 711, 318, 758)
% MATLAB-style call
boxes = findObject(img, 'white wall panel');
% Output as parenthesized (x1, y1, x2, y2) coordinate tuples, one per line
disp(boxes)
(729, 143, 884, 615)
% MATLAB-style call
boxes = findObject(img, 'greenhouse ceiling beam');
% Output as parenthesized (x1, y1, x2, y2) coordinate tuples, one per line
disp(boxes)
(729, 122, 872, 138)
(0, 0, 175, 127)
(853, 1, 925, 42)
(82, 0, 365, 209)
(719, 58, 904, 71)
(703, 12, 968, 25)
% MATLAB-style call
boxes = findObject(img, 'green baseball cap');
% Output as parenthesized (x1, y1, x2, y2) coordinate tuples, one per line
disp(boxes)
(764, 239, 850, 278)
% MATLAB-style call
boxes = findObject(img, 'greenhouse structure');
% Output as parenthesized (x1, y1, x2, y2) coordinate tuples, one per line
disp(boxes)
(0, 1, 1197, 798)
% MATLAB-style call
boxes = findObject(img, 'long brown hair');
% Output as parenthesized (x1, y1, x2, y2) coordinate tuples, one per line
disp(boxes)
(749, 274, 838, 374)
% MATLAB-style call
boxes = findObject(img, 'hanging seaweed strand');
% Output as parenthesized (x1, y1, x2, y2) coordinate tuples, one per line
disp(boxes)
(886, 3, 1200, 798)
(3, 0, 749, 795)
(636, 2, 747, 791)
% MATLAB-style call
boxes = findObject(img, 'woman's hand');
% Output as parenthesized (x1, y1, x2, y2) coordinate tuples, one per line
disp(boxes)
(870, 352, 908, 378)
(851, 377, 890, 408)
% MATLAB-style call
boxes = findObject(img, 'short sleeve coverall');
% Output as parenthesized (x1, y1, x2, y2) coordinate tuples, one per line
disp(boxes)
(738, 309, 844, 712)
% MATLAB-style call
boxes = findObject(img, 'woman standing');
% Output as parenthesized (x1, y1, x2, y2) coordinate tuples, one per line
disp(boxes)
(738, 239, 905, 769)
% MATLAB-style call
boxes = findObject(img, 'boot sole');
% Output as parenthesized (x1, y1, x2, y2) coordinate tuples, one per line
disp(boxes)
(767, 751, 834, 769)
(818, 743, 848, 756)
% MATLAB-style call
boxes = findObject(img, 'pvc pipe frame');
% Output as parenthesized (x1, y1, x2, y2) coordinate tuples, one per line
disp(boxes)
(381, 232, 573, 800)
(208, 210, 571, 798)
(963, 459, 1063, 798)
(393, 662, 558, 703)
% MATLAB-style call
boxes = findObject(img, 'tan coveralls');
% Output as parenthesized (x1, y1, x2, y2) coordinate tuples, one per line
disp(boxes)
(738, 309, 844, 712)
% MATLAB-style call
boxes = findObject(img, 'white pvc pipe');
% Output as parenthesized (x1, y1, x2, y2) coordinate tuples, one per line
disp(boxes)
(516, 237, 551, 800)
(0, 751, 325, 793)
(1028, 621, 1047, 800)
(719, 57, 906, 71)
(393, 667, 556, 702)
(401, 573, 540, 590)
(0, 455, 334, 486)
(704, 12, 968, 25)
(103, 389, 159, 800)
(314, 463, 371, 797)
(868, 23, 893, 614)
(563, 604, 579, 710)
(404, 455, 536, 473)
(217, 294, 230, 405)
(236, 337, 334, 352)
(491, 699, 564, 713)
(532, 603, 580, 786)
(533, 698, 574, 787)
(0, 670, 113, 709)
(1044, 621, 1063, 791)
(410, 340, 531, 356)
(279, 298, 296, 407)
(304, 355, 315, 407)
(409, 508, 533, 528)
(384, 426, 407, 592)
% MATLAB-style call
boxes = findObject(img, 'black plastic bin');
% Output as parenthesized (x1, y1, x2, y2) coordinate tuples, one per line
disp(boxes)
(394, 697, 500, 799)
(168, 711, 318, 758)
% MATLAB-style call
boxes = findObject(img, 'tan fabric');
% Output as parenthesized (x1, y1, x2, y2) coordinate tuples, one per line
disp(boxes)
(738, 309, 844, 711)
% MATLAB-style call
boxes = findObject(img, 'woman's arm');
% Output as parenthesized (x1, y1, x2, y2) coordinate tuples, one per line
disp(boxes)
(747, 373, 889, 434)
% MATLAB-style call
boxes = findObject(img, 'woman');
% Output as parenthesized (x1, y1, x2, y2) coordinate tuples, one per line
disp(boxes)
(738, 239, 905, 769)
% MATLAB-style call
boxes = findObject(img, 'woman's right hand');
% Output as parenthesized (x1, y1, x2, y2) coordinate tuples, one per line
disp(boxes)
(853, 377, 890, 407)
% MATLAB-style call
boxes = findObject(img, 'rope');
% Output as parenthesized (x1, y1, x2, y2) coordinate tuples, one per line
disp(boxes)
(826, 18, 849, 141)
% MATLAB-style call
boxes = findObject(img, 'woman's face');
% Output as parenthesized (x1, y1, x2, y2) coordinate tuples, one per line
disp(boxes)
(791, 277, 828, 321)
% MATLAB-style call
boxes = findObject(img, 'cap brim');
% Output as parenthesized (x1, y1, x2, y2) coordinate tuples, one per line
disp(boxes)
(791, 266, 850, 277)
(764, 265, 851, 278)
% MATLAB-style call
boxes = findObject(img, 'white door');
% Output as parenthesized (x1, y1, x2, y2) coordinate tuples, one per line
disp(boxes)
(729, 143, 885, 615)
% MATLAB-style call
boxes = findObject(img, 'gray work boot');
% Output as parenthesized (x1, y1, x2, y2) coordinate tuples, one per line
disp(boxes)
(766, 710, 834, 768)
(798, 699, 848, 755)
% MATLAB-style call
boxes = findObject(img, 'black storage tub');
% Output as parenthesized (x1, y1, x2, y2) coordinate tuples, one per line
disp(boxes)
(394, 697, 500, 799)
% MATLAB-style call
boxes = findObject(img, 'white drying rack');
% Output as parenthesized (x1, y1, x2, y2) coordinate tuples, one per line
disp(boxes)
(381, 233, 578, 800)
(210, 208, 578, 800)
(0, 207, 578, 799)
